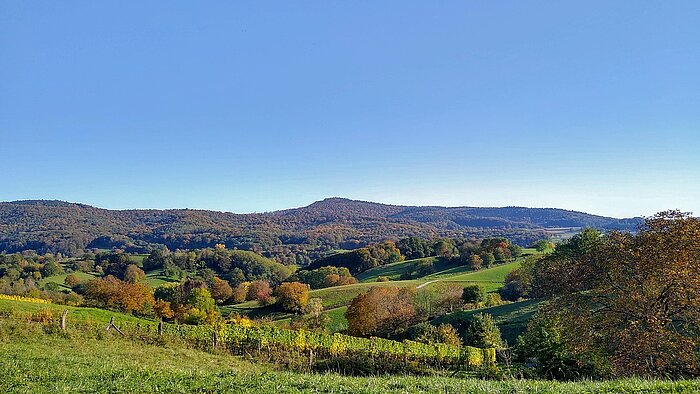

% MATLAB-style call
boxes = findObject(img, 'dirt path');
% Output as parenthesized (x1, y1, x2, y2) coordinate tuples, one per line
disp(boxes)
(415, 279, 439, 289)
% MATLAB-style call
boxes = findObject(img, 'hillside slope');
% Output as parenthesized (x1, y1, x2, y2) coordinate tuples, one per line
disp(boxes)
(0, 198, 641, 256)
(3, 318, 694, 393)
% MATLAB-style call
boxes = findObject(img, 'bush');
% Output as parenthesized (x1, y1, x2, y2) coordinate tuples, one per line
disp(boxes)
(462, 284, 486, 304)
(459, 313, 504, 349)
(517, 313, 606, 380)
(406, 322, 461, 346)
(64, 274, 81, 288)
(40, 261, 63, 278)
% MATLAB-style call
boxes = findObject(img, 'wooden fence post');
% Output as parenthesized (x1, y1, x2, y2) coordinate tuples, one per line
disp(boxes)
(60, 310, 68, 331)
(158, 321, 163, 336)
(105, 316, 125, 336)
(213, 330, 218, 350)
(403, 341, 408, 366)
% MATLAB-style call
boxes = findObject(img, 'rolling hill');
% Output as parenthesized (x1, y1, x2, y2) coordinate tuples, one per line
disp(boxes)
(0, 197, 642, 257)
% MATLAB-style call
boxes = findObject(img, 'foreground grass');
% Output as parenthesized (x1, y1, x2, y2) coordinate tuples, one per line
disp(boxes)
(0, 299, 157, 326)
(1, 320, 698, 393)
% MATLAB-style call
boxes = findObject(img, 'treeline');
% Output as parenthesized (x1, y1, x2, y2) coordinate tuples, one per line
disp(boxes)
(1, 198, 635, 258)
(306, 242, 404, 274)
(306, 237, 523, 277)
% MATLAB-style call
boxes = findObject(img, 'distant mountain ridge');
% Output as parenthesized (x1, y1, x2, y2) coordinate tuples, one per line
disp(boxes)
(0, 198, 642, 259)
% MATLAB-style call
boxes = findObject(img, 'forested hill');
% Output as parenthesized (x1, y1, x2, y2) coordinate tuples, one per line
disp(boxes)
(0, 198, 641, 259)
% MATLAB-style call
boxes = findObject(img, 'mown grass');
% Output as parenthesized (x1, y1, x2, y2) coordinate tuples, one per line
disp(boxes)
(39, 271, 97, 290)
(357, 257, 454, 282)
(309, 279, 419, 308)
(144, 269, 181, 288)
(227, 261, 523, 330)
(0, 319, 697, 393)
(0, 299, 157, 326)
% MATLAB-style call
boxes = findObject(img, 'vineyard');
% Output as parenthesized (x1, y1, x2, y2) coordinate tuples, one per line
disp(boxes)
(0, 298, 494, 375)
(159, 322, 495, 373)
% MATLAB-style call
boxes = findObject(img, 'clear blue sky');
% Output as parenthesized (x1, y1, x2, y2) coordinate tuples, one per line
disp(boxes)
(1, 1, 698, 217)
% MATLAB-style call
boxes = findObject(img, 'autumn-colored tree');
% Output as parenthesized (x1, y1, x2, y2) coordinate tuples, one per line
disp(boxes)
(323, 273, 358, 287)
(231, 282, 249, 303)
(247, 280, 273, 304)
(469, 254, 483, 271)
(433, 283, 464, 313)
(345, 286, 417, 338)
(64, 274, 81, 288)
(154, 299, 175, 319)
(84, 276, 154, 315)
(529, 212, 700, 377)
(123, 264, 145, 283)
(209, 277, 233, 303)
(276, 282, 309, 313)
(433, 239, 458, 259)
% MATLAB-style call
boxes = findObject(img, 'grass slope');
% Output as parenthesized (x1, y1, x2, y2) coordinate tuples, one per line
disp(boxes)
(39, 271, 96, 290)
(144, 269, 181, 288)
(433, 299, 543, 344)
(0, 319, 697, 393)
(226, 260, 523, 333)
(357, 257, 459, 282)
(0, 299, 157, 326)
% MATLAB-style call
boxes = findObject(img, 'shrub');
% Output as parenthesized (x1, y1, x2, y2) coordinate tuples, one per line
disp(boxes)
(459, 313, 504, 349)
(462, 284, 486, 304)
(64, 274, 81, 288)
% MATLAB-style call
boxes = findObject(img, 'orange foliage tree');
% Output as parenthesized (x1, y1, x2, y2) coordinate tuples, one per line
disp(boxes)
(345, 286, 417, 338)
(536, 211, 700, 377)
(275, 282, 309, 313)
(84, 275, 154, 315)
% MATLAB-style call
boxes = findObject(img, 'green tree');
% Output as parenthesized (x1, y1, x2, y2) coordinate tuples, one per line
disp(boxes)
(40, 261, 63, 277)
(461, 284, 486, 304)
(123, 264, 145, 283)
(460, 313, 504, 348)
(480, 252, 495, 268)
(186, 287, 216, 312)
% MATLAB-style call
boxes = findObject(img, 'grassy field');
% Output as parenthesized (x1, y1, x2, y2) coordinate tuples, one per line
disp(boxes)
(357, 257, 455, 282)
(226, 260, 523, 332)
(144, 269, 181, 288)
(312, 261, 523, 331)
(0, 299, 157, 326)
(433, 261, 521, 292)
(39, 271, 97, 290)
(433, 299, 543, 344)
(0, 318, 697, 393)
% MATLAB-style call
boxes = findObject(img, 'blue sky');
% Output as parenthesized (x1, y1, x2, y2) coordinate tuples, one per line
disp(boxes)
(1, 1, 698, 217)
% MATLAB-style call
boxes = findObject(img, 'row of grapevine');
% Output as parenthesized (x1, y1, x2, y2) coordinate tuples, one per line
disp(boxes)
(157, 320, 495, 369)
(4, 307, 495, 371)
(0, 294, 52, 304)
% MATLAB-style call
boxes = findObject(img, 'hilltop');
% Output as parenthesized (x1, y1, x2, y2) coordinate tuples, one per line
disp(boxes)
(0, 197, 641, 257)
